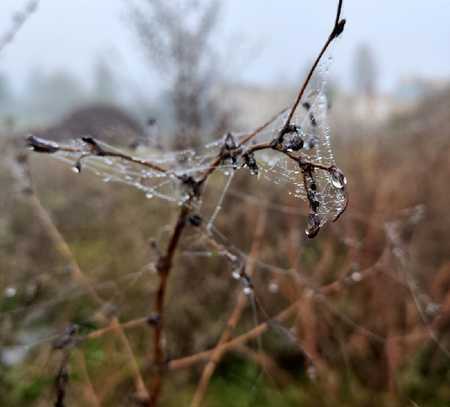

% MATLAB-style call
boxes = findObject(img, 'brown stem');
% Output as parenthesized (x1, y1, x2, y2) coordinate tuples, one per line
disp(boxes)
(239, 0, 345, 147)
(148, 204, 191, 406)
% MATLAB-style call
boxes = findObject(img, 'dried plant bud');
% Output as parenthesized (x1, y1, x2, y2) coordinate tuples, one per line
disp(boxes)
(26, 135, 60, 154)
(147, 314, 161, 327)
(336, 19, 346, 37)
(331, 19, 346, 40)
(180, 175, 201, 197)
(52, 324, 79, 350)
(329, 165, 347, 189)
(305, 213, 321, 239)
(243, 152, 259, 175)
(81, 136, 105, 155)
(221, 133, 240, 169)
(298, 159, 314, 174)
(224, 132, 237, 150)
(188, 214, 202, 227)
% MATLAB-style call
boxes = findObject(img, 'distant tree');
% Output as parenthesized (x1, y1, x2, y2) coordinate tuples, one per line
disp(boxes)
(128, 0, 229, 148)
(25, 69, 87, 122)
(0, 72, 13, 111)
(92, 57, 117, 104)
(353, 44, 378, 98)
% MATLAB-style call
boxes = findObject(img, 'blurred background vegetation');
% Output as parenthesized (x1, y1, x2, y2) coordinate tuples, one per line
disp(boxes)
(1, 1, 449, 406)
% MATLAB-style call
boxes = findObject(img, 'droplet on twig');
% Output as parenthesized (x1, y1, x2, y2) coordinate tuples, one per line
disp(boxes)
(351, 271, 362, 282)
(231, 270, 241, 280)
(4, 286, 17, 298)
(188, 214, 202, 227)
(243, 286, 253, 296)
(268, 281, 279, 293)
(329, 166, 347, 189)
(305, 213, 321, 239)
(286, 133, 304, 152)
(72, 161, 82, 174)
(243, 152, 259, 175)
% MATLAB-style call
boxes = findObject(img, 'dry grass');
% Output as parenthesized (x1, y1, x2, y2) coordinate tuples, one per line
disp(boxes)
(0, 88, 449, 407)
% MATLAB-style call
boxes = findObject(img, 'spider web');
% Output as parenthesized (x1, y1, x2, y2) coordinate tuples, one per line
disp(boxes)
(41, 43, 345, 227)
(0, 41, 361, 370)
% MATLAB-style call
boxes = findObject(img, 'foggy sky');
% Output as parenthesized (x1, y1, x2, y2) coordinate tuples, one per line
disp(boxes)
(1, 0, 450, 96)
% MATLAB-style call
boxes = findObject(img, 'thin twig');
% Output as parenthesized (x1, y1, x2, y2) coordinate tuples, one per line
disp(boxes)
(0, 1, 39, 54)
(24, 167, 150, 401)
(191, 210, 267, 407)
(283, 0, 345, 129)
(239, 0, 345, 147)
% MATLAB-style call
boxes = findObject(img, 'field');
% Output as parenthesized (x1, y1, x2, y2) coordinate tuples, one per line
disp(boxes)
(0, 87, 449, 406)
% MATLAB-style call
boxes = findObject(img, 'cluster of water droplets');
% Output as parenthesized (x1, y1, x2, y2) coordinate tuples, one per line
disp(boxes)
(239, 48, 347, 226)
(28, 40, 347, 232)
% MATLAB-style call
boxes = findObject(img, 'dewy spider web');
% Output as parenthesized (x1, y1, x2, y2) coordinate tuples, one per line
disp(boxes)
(30, 40, 345, 229)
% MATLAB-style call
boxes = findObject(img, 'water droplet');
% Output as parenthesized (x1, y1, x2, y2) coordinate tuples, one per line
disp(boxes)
(232, 271, 240, 280)
(269, 282, 279, 293)
(243, 286, 253, 296)
(286, 134, 304, 152)
(307, 365, 317, 381)
(305, 288, 315, 298)
(305, 213, 321, 238)
(351, 272, 362, 282)
(304, 135, 318, 150)
(426, 303, 440, 315)
(4, 287, 17, 298)
(330, 166, 347, 189)
(72, 162, 81, 173)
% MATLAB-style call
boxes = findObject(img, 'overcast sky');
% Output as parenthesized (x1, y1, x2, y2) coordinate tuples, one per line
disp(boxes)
(1, 0, 450, 96)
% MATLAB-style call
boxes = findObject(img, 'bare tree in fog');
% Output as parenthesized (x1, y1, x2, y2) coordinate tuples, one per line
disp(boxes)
(128, 0, 229, 149)
(0, 72, 14, 113)
(92, 57, 117, 104)
(25, 69, 87, 123)
(353, 44, 378, 98)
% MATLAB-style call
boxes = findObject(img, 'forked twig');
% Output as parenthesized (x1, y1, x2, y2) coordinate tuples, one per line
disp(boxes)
(239, 0, 345, 147)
